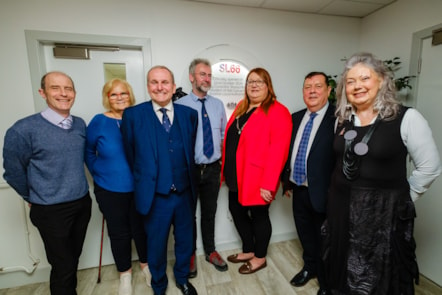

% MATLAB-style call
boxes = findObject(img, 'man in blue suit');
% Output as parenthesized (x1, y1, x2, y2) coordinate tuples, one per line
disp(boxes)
(121, 66, 198, 295)
(281, 72, 335, 295)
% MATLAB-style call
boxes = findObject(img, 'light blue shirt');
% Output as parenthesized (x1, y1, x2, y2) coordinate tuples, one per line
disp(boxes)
(41, 107, 73, 127)
(175, 92, 227, 164)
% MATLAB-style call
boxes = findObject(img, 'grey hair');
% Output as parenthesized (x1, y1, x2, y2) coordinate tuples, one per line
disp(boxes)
(189, 58, 211, 75)
(147, 65, 175, 84)
(335, 52, 401, 124)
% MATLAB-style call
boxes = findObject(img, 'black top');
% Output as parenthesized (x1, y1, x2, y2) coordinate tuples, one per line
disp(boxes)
(224, 107, 257, 192)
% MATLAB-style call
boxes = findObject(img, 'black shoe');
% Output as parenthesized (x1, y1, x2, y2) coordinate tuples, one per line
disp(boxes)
(317, 289, 330, 295)
(188, 269, 197, 279)
(290, 269, 317, 287)
(176, 282, 198, 295)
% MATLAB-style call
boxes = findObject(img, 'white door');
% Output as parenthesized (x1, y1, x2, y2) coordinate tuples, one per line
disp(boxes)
(44, 45, 146, 269)
(43, 45, 147, 123)
(413, 37, 442, 285)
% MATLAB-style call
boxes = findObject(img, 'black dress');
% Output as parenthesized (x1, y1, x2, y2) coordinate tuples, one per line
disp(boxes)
(323, 106, 419, 295)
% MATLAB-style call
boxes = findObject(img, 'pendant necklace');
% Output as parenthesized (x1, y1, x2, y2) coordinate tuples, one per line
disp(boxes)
(236, 117, 247, 134)
(235, 106, 257, 135)
(342, 115, 380, 180)
(109, 111, 122, 129)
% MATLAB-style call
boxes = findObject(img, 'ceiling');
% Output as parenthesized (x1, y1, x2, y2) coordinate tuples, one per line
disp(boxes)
(179, 0, 397, 18)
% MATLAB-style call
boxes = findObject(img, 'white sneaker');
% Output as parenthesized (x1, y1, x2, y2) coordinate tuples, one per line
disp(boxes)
(142, 266, 152, 287)
(119, 272, 132, 295)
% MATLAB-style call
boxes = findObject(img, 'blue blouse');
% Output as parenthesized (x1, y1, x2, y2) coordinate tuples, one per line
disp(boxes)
(85, 114, 133, 193)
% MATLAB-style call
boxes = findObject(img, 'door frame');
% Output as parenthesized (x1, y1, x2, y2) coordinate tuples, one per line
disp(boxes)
(408, 23, 442, 108)
(25, 30, 151, 112)
(409, 23, 442, 285)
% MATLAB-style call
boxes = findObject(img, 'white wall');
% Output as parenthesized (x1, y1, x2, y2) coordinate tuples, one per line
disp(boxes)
(360, 0, 442, 79)
(1, 0, 441, 289)
(0, 0, 360, 288)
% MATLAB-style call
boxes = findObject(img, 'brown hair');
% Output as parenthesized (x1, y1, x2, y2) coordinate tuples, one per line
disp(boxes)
(234, 67, 276, 117)
(40, 71, 76, 92)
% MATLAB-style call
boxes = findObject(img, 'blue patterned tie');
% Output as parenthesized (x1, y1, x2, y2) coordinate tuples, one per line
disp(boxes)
(160, 108, 171, 133)
(293, 112, 317, 185)
(200, 99, 214, 158)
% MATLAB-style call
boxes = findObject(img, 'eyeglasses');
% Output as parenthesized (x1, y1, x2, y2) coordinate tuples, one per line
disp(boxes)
(196, 72, 212, 79)
(109, 92, 129, 100)
(246, 80, 265, 86)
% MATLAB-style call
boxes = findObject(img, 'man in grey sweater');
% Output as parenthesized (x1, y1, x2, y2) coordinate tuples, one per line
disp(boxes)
(3, 71, 91, 295)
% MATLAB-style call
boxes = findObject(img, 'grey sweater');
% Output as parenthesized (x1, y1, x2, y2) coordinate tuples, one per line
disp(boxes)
(3, 113, 89, 205)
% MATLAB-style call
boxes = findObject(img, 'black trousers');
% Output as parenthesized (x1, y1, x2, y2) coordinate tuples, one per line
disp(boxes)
(292, 185, 327, 289)
(94, 183, 147, 272)
(30, 194, 91, 295)
(228, 191, 271, 258)
(193, 161, 221, 254)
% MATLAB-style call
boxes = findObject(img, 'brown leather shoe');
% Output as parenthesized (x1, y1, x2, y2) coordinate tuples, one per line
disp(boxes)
(227, 254, 252, 263)
(238, 261, 267, 274)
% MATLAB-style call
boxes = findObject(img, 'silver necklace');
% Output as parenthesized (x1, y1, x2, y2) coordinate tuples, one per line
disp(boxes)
(236, 117, 247, 134)
(108, 111, 122, 128)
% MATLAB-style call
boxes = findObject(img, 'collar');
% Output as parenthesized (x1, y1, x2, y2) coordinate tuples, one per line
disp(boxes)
(41, 107, 72, 125)
(152, 100, 173, 113)
(350, 109, 378, 126)
(189, 91, 207, 102)
(307, 101, 329, 117)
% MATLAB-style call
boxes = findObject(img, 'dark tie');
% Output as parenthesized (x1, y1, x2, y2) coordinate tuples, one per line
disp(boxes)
(200, 98, 214, 158)
(160, 108, 171, 133)
(293, 112, 317, 185)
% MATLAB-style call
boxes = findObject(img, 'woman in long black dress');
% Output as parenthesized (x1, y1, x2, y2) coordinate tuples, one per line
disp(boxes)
(323, 52, 441, 295)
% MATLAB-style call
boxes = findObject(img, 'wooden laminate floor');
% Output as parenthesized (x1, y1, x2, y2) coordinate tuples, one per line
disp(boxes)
(1, 239, 440, 295)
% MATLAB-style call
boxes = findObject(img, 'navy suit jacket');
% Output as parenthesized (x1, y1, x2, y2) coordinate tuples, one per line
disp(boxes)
(121, 101, 198, 216)
(281, 104, 335, 213)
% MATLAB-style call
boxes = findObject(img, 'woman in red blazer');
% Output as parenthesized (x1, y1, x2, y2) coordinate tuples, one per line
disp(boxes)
(222, 68, 292, 274)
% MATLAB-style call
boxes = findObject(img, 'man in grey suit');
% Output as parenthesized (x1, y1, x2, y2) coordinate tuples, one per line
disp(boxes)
(281, 72, 335, 295)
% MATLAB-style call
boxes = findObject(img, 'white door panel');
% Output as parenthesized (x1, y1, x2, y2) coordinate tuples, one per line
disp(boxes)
(414, 37, 442, 285)
(44, 45, 146, 269)
(44, 45, 146, 124)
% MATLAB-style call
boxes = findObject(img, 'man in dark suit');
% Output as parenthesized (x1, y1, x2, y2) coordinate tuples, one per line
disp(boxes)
(121, 66, 198, 295)
(281, 72, 335, 295)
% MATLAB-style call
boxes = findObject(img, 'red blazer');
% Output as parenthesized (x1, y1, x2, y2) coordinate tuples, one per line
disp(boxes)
(222, 100, 292, 206)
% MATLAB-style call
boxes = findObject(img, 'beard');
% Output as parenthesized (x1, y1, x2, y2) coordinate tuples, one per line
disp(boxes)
(197, 83, 211, 93)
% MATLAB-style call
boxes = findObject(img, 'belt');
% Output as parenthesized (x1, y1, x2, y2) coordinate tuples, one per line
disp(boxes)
(195, 159, 220, 169)
(290, 181, 308, 190)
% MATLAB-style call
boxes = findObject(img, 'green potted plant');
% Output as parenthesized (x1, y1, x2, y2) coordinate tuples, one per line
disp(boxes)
(327, 74, 338, 104)
(383, 57, 416, 91)
(393, 75, 415, 91)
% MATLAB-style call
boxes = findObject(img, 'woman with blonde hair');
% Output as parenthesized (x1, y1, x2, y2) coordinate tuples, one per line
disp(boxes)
(86, 79, 150, 295)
